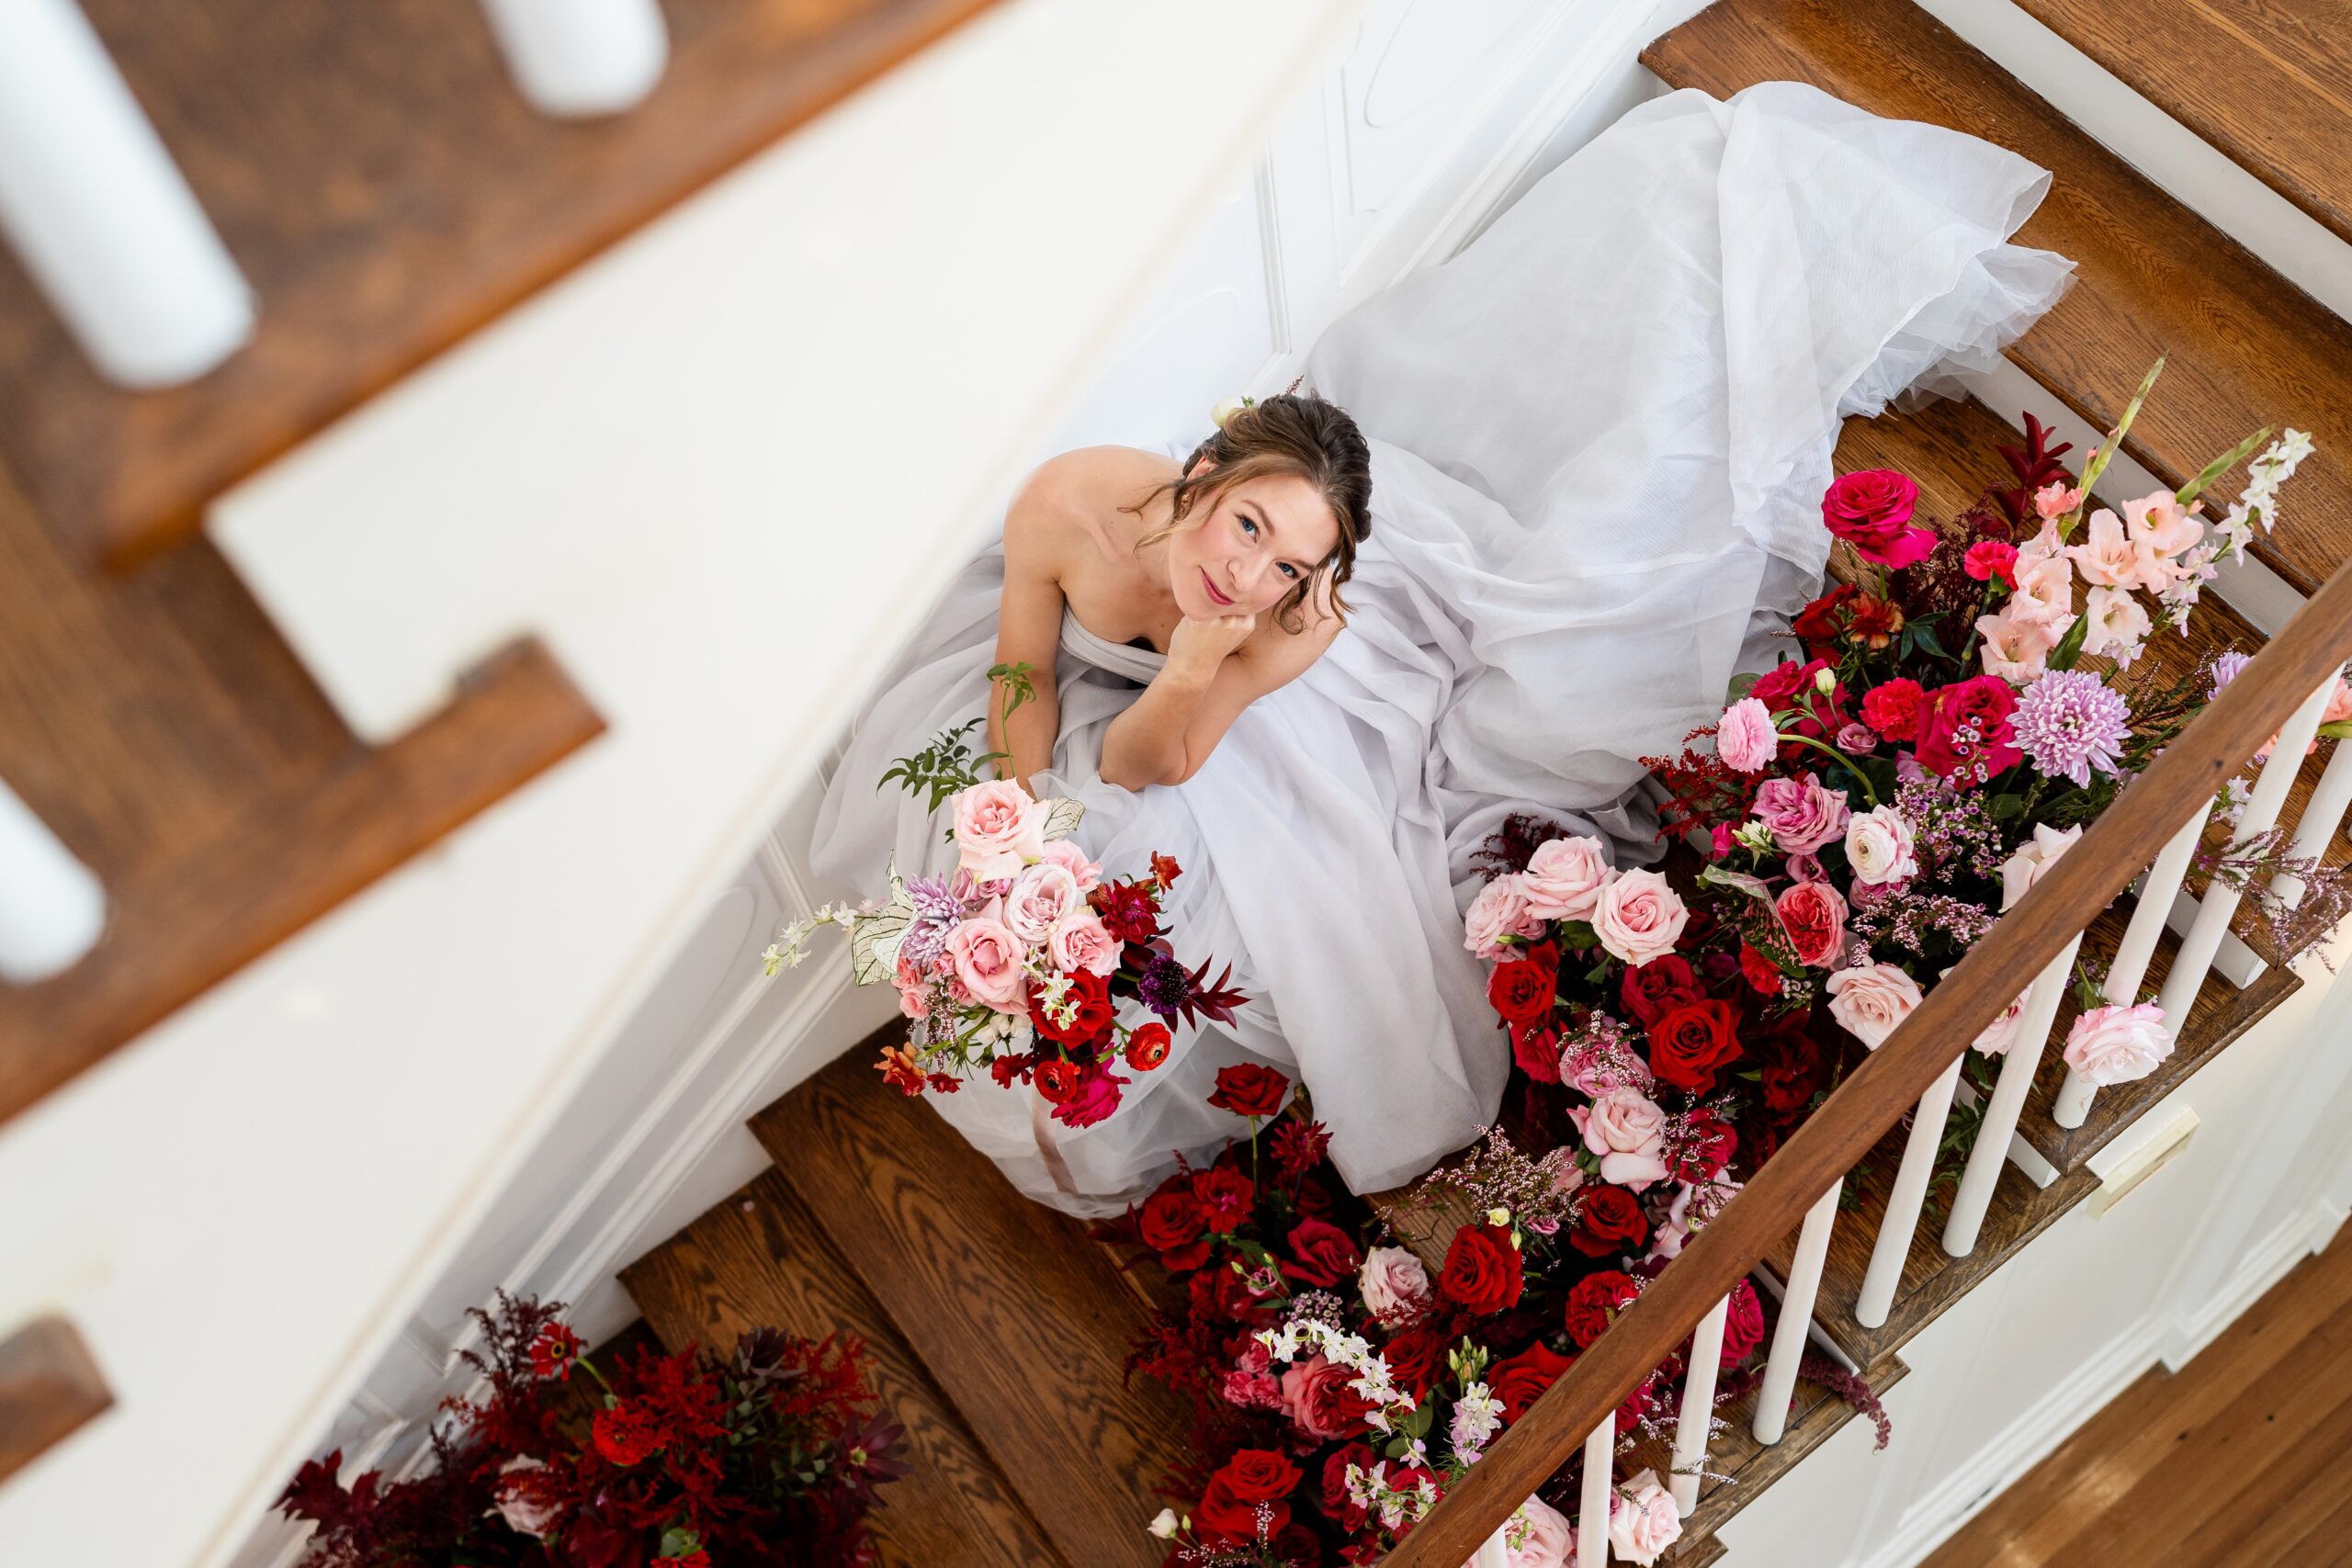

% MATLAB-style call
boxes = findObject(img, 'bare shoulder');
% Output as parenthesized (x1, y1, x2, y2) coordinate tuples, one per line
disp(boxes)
(1009, 446, 1177, 544)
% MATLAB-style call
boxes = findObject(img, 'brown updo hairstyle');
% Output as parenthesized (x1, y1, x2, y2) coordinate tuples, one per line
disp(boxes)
(1120, 392, 1373, 631)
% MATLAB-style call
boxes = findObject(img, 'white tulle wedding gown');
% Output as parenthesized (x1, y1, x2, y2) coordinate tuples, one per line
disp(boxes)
(810, 83, 2075, 1214)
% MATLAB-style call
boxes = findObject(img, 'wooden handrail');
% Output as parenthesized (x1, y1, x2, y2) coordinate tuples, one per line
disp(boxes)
(1386, 554, 2352, 1564)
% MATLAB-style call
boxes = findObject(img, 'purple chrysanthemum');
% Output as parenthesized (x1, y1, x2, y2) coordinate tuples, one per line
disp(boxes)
(2208, 649, 2253, 699)
(898, 874, 967, 970)
(1136, 953, 1191, 1017)
(2013, 669, 2132, 786)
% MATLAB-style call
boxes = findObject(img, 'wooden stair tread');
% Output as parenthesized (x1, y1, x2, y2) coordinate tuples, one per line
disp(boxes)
(619, 1168, 1061, 1568)
(1645, 0, 2352, 598)
(0, 0, 1007, 571)
(2012, 0, 2352, 251)
(751, 1047, 1188, 1568)
(1655, 1351, 1909, 1550)
(0, 471, 599, 1124)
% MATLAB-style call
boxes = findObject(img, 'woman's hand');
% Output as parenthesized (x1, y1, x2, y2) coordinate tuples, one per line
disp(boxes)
(1168, 613, 1257, 676)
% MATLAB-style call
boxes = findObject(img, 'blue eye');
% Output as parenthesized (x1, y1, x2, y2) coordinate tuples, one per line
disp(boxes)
(1240, 516, 1259, 538)
(1278, 562, 1299, 580)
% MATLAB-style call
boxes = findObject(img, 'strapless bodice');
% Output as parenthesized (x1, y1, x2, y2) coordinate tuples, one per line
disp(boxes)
(1058, 607, 1167, 684)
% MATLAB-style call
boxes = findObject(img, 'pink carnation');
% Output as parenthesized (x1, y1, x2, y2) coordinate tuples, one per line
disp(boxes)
(1716, 697, 1778, 773)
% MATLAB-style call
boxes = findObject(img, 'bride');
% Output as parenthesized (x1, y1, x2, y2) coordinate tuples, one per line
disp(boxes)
(810, 81, 2074, 1214)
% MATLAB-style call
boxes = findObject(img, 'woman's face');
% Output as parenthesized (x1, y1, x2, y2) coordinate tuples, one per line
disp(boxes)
(1166, 470, 1343, 619)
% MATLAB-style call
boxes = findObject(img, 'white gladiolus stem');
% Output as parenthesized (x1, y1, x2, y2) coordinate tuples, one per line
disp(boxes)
(1859, 1051, 1965, 1325)
(2053, 807, 2208, 1128)
(1579, 1414, 1614, 1567)
(1754, 1184, 1838, 1444)
(0, 0, 254, 386)
(478, 0, 669, 117)
(0, 776, 107, 983)
(1943, 931, 2083, 1257)
(1668, 1294, 1729, 1515)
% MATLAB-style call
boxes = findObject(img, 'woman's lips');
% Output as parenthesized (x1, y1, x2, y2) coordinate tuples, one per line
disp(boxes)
(1200, 569, 1235, 607)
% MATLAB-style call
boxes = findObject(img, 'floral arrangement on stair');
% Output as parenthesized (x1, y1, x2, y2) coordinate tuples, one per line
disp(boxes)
(764, 682, 1245, 1126)
(277, 1294, 904, 1568)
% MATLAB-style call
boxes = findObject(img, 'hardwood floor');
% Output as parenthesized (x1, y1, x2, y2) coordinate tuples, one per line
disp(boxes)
(1920, 1232, 2352, 1568)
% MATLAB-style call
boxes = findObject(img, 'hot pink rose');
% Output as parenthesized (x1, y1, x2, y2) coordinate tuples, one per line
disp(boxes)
(1592, 869, 1688, 966)
(1048, 910, 1119, 976)
(1753, 773, 1850, 854)
(1826, 961, 1923, 1049)
(1822, 469, 1933, 567)
(1002, 863, 1080, 944)
(1051, 1066, 1129, 1128)
(946, 917, 1029, 1012)
(1774, 880, 1849, 968)
(1716, 696, 1778, 773)
(1464, 874, 1546, 959)
(2063, 1002, 2173, 1086)
(1720, 1278, 1766, 1364)
(1917, 676, 2023, 784)
(951, 780, 1045, 880)
(1037, 837, 1102, 892)
(1610, 1469, 1683, 1565)
(1521, 835, 1613, 921)
(1572, 1085, 1669, 1189)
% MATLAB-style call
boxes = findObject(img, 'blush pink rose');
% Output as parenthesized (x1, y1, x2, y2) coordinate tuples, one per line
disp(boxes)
(891, 953, 933, 1021)
(1592, 869, 1689, 966)
(2062, 1002, 2173, 1086)
(1826, 961, 1923, 1049)
(946, 917, 1029, 1012)
(951, 780, 1045, 880)
(1774, 880, 1849, 968)
(1610, 1469, 1683, 1565)
(1973, 987, 2030, 1055)
(1572, 1085, 1669, 1189)
(1716, 696, 1778, 773)
(1521, 835, 1613, 921)
(1001, 863, 1080, 944)
(1037, 837, 1102, 892)
(1504, 1495, 1575, 1568)
(1356, 1245, 1431, 1324)
(2002, 822, 2083, 911)
(494, 1457, 559, 1540)
(1464, 874, 1547, 959)
(1752, 773, 1851, 854)
(1047, 910, 1118, 976)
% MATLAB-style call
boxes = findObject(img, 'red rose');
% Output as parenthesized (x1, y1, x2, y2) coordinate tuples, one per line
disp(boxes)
(1570, 1183, 1650, 1258)
(1822, 468, 1931, 567)
(1138, 1183, 1210, 1269)
(1124, 1021, 1172, 1071)
(1620, 954, 1702, 1028)
(1190, 1261, 1277, 1325)
(1487, 1340, 1577, 1423)
(1216, 1447, 1304, 1504)
(1438, 1224, 1524, 1314)
(1670, 1111, 1738, 1185)
(1750, 657, 1851, 754)
(1028, 970, 1114, 1047)
(1738, 942, 1783, 997)
(1282, 1217, 1363, 1288)
(1209, 1063, 1289, 1118)
(1032, 1057, 1080, 1104)
(1193, 1166, 1256, 1229)
(1381, 1325, 1450, 1396)
(1511, 1021, 1563, 1084)
(1647, 999, 1743, 1093)
(1563, 1270, 1638, 1348)
(1776, 881, 1849, 969)
(1761, 1059, 1819, 1117)
(1916, 676, 2022, 786)
(1860, 677, 1926, 742)
(1197, 1472, 1290, 1545)
(1321, 1443, 1376, 1526)
(1791, 582, 1860, 652)
(1720, 1279, 1767, 1365)
(1487, 954, 1556, 1025)
(1090, 880, 1161, 944)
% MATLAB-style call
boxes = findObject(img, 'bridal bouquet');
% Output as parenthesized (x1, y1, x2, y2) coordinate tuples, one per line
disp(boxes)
(767, 771, 1243, 1128)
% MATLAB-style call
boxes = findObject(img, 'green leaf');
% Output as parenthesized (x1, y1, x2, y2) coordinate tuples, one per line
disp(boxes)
(2176, 426, 2270, 507)
(1555, 920, 1600, 950)
(1726, 671, 1760, 700)
(1987, 793, 2027, 821)
(2317, 720, 2352, 741)
(2046, 609, 2093, 672)
(1905, 617, 1952, 661)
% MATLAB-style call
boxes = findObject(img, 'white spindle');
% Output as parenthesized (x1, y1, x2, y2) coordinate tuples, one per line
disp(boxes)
(0, 776, 107, 984)
(2273, 721, 2352, 911)
(1578, 1413, 1614, 1567)
(2154, 676, 2335, 1030)
(2052, 807, 2209, 1128)
(1858, 1051, 1964, 1324)
(1668, 1294, 1728, 1515)
(1942, 932, 2083, 1256)
(1753, 1185, 1838, 1443)
(0, 0, 254, 387)
(478, 0, 669, 118)
(1469, 1524, 1510, 1568)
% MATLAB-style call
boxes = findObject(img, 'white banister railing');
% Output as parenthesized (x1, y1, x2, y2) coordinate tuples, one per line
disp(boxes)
(1856, 1052, 1965, 1323)
(1942, 932, 2083, 1255)
(2052, 807, 2208, 1126)
(477, 0, 670, 118)
(1668, 1293, 1729, 1514)
(0, 777, 106, 985)
(1753, 1185, 1838, 1443)
(2275, 737, 2352, 913)
(1578, 1415, 1614, 1566)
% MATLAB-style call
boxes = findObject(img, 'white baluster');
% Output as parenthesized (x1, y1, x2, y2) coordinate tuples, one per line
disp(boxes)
(0, 0, 254, 387)
(1668, 1294, 1728, 1515)
(2154, 676, 2335, 1031)
(0, 776, 107, 984)
(1754, 1185, 1838, 1443)
(2272, 718, 2352, 913)
(2053, 807, 2208, 1127)
(1858, 1051, 1965, 1324)
(1942, 932, 2083, 1256)
(1579, 1413, 1614, 1568)
(1469, 1523, 1511, 1568)
(478, 0, 669, 118)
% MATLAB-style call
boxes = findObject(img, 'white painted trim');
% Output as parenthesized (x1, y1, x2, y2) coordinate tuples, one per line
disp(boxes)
(2164, 1196, 2346, 1369)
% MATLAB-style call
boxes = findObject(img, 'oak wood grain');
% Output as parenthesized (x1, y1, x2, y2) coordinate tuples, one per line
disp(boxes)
(0, 1316, 112, 1484)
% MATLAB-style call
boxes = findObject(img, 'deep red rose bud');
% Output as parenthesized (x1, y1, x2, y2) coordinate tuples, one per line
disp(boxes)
(1438, 1223, 1523, 1314)
(1487, 954, 1555, 1026)
(1208, 1063, 1289, 1118)
(1123, 1021, 1172, 1071)
(1620, 954, 1702, 1028)
(1487, 1340, 1577, 1423)
(1511, 1020, 1563, 1084)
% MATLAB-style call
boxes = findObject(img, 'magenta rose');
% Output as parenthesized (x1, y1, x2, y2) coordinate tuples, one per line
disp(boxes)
(1050, 1066, 1129, 1129)
(1823, 468, 1933, 567)
(1916, 676, 2022, 785)
(1774, 880, 1849, 968)
(1720, 1278, 1767, 1364)
(1753, 773, 1850, 854)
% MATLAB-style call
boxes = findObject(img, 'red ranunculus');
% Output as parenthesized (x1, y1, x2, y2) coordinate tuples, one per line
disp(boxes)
(1511, 1021, 1563, 1084)
(1138, 1182, 1210, 1269)
(1570, 1183, 1650, 1258)
(1439, 1223, 1524, 1314)
(1028, 969, 1115, 1047)
(1197, 1472, 1290, 1545)
(1209, 1063, 1290, 1118)
(1216, 1447, 1304, 1504)
(1563, 1270, 1639, 1348)
(1487, 1340, 1577, 1423)
(1282, 1217, 1363, 1287)
(1487, 954, 1556, 1026)
(1193, 1166, 1256, 1230)
(1123, 1021, 1172, 1071)
(1671, 1111, 1738, 1185)
(1861, 677, 1927, 742)
(1823, 468, 1931, 566)
(1032, 1057, 1080, 1104)
(1090, 880, 1161, 944)
(1621, 954, 1702, 1028)
(1648, 998, 1743, 1093)
(1738, 942, 1783, 997)
(1916, 675, 2022, 786)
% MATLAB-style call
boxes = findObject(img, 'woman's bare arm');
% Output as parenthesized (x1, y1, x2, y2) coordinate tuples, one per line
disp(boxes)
(1098, 614, 1334, 789)
(989, 468, 1069, 795)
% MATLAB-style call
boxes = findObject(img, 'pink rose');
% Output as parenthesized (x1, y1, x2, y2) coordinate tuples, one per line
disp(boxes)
(1592, 869, 1688, 966)
(1002, 863, 1080, 944)
(1278, 1355, 1371, 1441)
(1051, 1066, 1128, 1128)
(494, 1457, 558, 1540)
(1037, 837, 1102, 892)
(2002, 822, 2082, 911)
(1774, 880, 1849, 968)
(1843, 805, 1918, 886)
(1826, 961, 1923, 1049)
(951, 780, 1045, 880)
(1356, 1245, 1431, 1324)
(892, 953, 933, 1021)
(1822, 469, 1933, 567)
(1838, 720, 1881, 753)
(1573, 1085, 1669, 1189)
(1973, 988, 2030, 1055)
(1048, 910, 1118, 976)
(1504, 1495, 1575, 1568)
(1716, 696, 1778, 773)
(946, 917, 1029, 1012)
(2063, 1001, 2173, 1086)
(1786, 851, 1826, 884)
(1464, 874, 1546, 959)
(1752, 773, 1850, 854)
(1610, 1469, 1683, 1565)
(1521, 835, 1613, 921)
